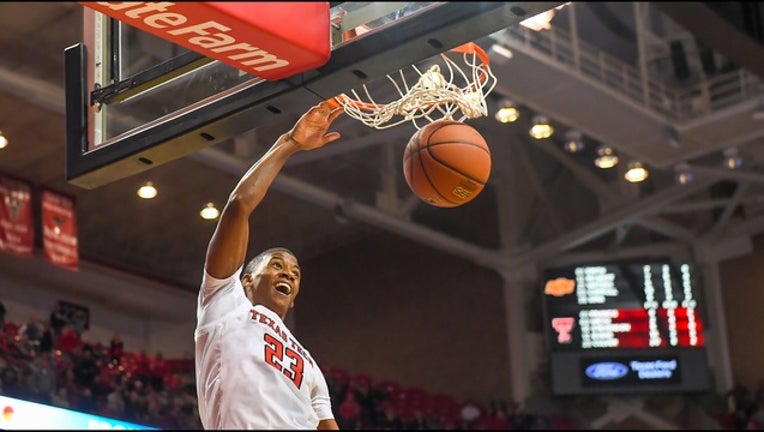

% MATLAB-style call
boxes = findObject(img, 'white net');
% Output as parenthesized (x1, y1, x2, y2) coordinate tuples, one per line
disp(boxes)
(334, 45, 497, 130)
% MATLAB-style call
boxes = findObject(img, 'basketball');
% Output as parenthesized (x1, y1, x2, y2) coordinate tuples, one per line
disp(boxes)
(402, 119, 491, 208)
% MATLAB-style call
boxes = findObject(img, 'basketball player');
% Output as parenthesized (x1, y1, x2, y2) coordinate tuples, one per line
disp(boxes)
(195, 100, 344, 429)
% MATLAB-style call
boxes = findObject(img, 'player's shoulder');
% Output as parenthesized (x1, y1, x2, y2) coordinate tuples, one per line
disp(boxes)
(200, 267, 244, 301)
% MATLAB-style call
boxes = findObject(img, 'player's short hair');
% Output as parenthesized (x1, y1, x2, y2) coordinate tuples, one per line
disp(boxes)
(243, 247, 297, 276)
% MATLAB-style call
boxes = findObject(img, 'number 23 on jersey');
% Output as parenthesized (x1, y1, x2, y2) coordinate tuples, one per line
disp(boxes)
(263, 333, 305, 389)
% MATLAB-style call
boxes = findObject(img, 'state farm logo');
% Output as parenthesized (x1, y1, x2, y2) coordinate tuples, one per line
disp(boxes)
(91, 2, 291, 76)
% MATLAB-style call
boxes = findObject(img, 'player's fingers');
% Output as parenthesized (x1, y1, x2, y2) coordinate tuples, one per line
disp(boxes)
(305, 101, 330, 118)
(312, 105, 330, 118)
(323, 131, 341, 143)
(318, 99, 337, 112)
(328, 106, 344, 122)
(324, 97, 342, 110)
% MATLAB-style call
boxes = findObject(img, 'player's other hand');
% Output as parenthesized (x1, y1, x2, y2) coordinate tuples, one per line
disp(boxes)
(286, 101, 344, 151)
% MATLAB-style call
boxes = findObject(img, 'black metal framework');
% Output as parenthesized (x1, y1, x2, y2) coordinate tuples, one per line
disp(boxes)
(91, 51, 210, 107)
(65, 2, 564, 189)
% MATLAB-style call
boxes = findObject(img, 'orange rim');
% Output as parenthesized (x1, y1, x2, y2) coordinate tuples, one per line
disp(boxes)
(325, 94, 380, 111)
(449, 42, 491, 67)
(325, 42, 491, 111)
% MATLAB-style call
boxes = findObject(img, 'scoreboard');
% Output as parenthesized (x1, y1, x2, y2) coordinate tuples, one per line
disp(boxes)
(542, 259, 711, 395)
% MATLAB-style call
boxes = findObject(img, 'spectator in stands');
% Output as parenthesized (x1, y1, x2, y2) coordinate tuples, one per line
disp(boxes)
(17, 318, 44, 358)
(177, 391, 203, 429)
(400, 405, 428, 430)
(162, 368, 181, 392)
(2, 311, 575, 431)
(436, 396, 462, 429)
(104, 378, 126, 418)
(1, 362, 21, 398)
(49, 302, 69, 338)
(509, 402, 539, 429)
(72, 385, 96, 414)
(91, 362, 114, 407)
(194, 101, 342, 430)
(477, 401, 510, 430)
(729, 382, 755, 429)
(747, 398, 764, 429)
(38, 323, 53, 355)
(25, 350, 56, 405)
(55, 323, 82, 358)
(338, 390, 363, 429)
(15, 331, 36, 360)
(51, 386, 70, 408)
(349, 374, 377, 426)
(125, 379, 149, 424)
(70, 309, 88, 335)
(132, 348, 152, 385)
(108, 333, 124, 366)
(325, 368, 349, 409)
(0, 315, 205, 429)
(0, 301, 6, 327)
(377, 401, 404, 430)
(73, 344, 99, 390)
(148, 351, 168, 391)
(460, 398, 482, 429)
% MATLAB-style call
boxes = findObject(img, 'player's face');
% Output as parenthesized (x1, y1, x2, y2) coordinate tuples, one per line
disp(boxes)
(248, 251, 301, 319)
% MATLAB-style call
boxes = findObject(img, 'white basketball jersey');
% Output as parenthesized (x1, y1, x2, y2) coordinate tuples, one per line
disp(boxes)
(195, 268, 334, 429)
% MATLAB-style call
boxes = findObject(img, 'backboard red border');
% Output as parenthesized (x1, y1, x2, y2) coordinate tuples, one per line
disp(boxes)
(79, 2, 331, 81)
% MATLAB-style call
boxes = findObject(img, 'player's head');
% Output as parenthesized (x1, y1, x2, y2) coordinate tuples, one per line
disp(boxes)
(242, 247, 301, 320)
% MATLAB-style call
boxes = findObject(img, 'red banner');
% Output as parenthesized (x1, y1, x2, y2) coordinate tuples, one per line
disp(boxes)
(41, 189, 79, 271)
(0, 176, 34, 258)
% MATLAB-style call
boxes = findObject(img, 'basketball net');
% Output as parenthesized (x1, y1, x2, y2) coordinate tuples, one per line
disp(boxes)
(328, 42, 497, 130)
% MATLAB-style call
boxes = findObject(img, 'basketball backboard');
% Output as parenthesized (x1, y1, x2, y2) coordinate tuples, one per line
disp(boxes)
(65, 2, 564, 189)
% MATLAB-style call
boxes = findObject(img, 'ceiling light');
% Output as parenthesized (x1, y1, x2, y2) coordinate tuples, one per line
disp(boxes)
(594, 146, 619, 169)
(723, 148, 743, 170)
(529, 115, 553, 139)
(520, 9, 556, 31)
(674, 163, 694, 185)
(495, 100, 519, 123)
(563, 130, 584, 153)
(137, 181, 157, 199)
(519, 2, 570, 31)
(200, 202, 220, 220)
(624, 161, 649, 183)
(0, 131, 7, 149)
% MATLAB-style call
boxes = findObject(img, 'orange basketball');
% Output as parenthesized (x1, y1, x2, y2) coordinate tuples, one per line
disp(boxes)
(402, 119, 491, 208)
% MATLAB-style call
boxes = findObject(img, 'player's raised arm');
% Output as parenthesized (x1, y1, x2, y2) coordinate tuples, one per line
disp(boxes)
(204, 101, 344, 280)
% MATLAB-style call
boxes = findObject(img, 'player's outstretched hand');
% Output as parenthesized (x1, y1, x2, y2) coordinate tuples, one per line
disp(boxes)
(286, 101, 343, 152)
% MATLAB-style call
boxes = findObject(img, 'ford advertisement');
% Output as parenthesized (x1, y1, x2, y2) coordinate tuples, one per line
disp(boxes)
(549, 349, 709, 395)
